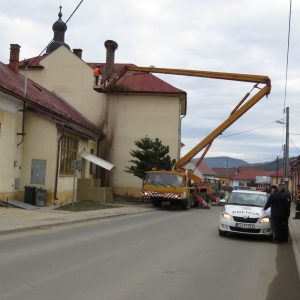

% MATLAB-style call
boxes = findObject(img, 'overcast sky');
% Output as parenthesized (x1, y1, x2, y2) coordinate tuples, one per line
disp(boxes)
(1, 0, 299, 165)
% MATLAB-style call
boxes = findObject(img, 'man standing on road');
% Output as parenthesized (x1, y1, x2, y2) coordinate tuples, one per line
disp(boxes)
(264, 184, 290, 243)
(278, 183, 291, 242)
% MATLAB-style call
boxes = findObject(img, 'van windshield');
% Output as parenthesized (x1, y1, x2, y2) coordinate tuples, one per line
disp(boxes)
(227, 192, 267, 207)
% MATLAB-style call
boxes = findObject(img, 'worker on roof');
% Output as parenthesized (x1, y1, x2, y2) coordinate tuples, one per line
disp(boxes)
(93, 65, 101, 87)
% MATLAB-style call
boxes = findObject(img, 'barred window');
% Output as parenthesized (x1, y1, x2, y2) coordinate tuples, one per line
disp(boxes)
(60, 135, 78, 175)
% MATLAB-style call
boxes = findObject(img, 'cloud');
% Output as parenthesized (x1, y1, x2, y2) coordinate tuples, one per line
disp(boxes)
(1, 0, 299, 163)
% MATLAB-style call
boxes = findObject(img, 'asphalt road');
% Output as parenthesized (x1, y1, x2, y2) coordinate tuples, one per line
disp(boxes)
(0, 206, 299, 300)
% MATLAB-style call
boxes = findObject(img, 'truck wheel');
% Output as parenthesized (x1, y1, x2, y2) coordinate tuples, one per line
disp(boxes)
(182, 198, 191, 210)
(153, 199, 162, 207)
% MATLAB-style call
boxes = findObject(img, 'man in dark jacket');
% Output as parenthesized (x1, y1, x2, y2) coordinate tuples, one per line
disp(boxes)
(278, 184, 291, 242)
(264, 184, 290, 243)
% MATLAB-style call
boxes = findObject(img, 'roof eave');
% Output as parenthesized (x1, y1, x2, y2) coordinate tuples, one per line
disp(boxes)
(0, 86, 101, 139)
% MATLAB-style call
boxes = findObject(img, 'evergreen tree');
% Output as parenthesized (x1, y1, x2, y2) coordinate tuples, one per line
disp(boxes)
(125, 136, 175, 180)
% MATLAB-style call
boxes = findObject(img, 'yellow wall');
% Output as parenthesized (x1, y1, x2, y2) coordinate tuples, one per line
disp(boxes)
(21, 46, 106, 127)
(21, 111, 57, 190)
(0, 95, 23, 198)
(103, 94, 181, 190)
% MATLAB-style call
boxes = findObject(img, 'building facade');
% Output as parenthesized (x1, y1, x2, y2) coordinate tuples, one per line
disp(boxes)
(21, 47, 186, 198)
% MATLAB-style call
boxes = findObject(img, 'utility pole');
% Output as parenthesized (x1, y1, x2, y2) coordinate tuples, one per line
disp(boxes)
(276, 156, 279, 184)
(285, 107, 290, 190)
(226, 158, 229, 186)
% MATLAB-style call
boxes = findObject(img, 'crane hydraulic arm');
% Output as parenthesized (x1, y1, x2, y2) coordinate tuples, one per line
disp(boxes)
(125, 66, 271, 169)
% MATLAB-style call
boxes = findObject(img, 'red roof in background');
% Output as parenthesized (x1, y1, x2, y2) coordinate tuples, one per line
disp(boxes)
(195, 161, 218, 176)
(231, 168, 284, 180)
(0, 61, 100, 136)
(19, 55, 47, 68)
(213, 167, 238, 178)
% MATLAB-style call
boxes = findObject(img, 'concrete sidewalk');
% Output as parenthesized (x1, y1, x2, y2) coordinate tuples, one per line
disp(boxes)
(0, 203, 155, 235)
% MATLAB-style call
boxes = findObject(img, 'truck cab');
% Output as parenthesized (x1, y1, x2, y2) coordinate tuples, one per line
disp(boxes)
(141, 170, 195, 209)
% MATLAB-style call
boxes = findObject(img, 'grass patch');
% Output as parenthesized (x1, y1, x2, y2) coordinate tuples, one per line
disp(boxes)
(55, 201, 120, 212)
(113, 196, 149, 205)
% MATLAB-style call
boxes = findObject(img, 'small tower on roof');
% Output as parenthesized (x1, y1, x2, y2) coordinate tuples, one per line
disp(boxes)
(46, 6, 70, 54)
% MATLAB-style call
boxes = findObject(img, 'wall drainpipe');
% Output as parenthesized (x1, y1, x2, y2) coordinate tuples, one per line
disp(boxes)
(17, 60, 29, 147)
(17, 102, 26, 146)
(96, 138, 101, 179)
(54, 131, 64, 201)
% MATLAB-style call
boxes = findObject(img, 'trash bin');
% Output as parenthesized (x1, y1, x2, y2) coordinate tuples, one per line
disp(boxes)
(24, 186, 36, 205)
(35, 188, 47, 207)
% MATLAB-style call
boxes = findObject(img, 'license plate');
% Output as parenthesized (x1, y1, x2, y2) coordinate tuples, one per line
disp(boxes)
(236, 223, 255, 229)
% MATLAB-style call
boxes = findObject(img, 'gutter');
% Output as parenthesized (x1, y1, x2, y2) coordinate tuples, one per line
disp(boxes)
(54, 130, 64, 200)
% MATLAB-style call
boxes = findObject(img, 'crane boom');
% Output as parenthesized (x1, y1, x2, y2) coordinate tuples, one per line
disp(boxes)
(126, 66, 270, 85)
(125, 65, 271, 169)
(176, 84, 270, 168)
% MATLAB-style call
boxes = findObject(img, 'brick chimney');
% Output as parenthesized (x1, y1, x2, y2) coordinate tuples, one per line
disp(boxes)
(73, 48, 82, 59)
(8, 44, 21, 73)
(104, 40, 118, 78)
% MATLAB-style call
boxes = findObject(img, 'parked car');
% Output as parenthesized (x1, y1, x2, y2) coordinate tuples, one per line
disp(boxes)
(219, 189, 272, 238)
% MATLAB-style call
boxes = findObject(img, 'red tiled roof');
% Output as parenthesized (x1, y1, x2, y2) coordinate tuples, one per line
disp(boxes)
(89, 63, 186, 94)
(194, 161, 218, 176)
(19, 55, 47, 68)
(231, 168, 284, 180)
(0, 61, 100, 136)
(213, 167, 238, 178)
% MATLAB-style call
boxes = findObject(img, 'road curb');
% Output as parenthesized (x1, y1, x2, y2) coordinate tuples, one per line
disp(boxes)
(0, 209, 155, 236)
(289, 219, 300, 280)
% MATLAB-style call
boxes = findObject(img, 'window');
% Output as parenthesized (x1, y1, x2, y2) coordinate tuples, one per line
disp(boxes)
(60, 135, 78, 175)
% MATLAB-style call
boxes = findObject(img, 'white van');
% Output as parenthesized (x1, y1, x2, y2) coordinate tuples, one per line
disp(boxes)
(219, 190, 272, 238)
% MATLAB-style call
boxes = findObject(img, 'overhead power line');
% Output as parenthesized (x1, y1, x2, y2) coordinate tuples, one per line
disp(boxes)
(219, 121, 277, 138)
(33, 1, 85, 60)
(290, 137, 300, 153)
(283, 0, 292, 110)
(65, 0, 84, 23)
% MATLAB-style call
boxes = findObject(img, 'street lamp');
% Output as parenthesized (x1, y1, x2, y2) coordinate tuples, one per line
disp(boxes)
(276, 107, 290, 190)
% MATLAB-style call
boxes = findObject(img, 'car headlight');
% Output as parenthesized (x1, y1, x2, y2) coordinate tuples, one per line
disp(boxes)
(222, 213, 233, 221)
(143, 191, 149, 196)
(259, 217, 270, 224)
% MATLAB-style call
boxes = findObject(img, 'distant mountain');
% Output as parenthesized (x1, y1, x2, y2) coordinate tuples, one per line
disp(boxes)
(203, 156, 250, 168)
(203, 156, 297, 171)
(251, 157, 296, 171)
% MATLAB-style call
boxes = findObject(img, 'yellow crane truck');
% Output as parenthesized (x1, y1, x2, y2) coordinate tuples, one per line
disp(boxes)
(96, 63, 271, 209)
(130, 66, 272, 209)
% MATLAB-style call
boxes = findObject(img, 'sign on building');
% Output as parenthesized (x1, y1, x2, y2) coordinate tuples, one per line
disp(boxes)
(256, 176, 271, 184)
